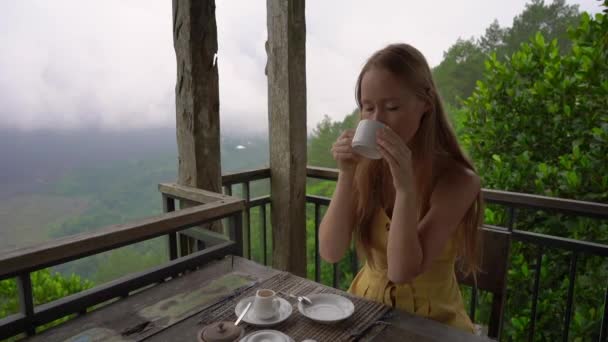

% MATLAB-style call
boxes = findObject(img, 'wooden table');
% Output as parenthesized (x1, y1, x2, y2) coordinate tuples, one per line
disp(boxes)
(31, 256, 494, 341)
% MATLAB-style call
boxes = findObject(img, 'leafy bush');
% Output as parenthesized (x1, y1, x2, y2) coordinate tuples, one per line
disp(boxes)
(0, 269, 93, 336)
(461, 6, 607, 341)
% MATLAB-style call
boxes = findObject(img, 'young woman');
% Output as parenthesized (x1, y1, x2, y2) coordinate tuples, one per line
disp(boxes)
(318, 43, 483, 333)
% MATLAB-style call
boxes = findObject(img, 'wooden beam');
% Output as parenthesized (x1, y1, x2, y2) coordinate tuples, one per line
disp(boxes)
(222, 168, 271, 186)
(483, 189, 608, 218)
(306, 166, 339, 181)
(172, 0, 222, 217)
(159, 183, 232, 205)
(172, 0, 223, 252)
(0, 198, 244, 280)
(266, 0, 307, 277)
(304, 166, 608, 218)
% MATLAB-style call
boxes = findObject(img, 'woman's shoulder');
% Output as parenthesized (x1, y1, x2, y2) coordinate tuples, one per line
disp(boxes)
(433, 156, 480, 196)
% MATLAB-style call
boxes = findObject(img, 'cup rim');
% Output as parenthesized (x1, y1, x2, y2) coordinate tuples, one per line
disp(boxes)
(357, 119, 385, 128)
(256, 289, 276, 298)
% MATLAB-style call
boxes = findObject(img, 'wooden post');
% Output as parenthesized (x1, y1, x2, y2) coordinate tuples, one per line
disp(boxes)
(266, 0, 307, 277)
(172, 0, 222, 253)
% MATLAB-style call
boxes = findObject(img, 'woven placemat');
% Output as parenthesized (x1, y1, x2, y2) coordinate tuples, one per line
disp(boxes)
(198, 272, 390, 341)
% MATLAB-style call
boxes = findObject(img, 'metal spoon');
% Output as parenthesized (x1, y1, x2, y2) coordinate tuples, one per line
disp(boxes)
(298, 295, 313, 305)
(235, 302, 251, 326)
(282, 292, 312, 305)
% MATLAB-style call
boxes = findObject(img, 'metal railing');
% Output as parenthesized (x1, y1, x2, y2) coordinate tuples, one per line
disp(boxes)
(221, 166, 608, 341)
(0, 188, 245, 339)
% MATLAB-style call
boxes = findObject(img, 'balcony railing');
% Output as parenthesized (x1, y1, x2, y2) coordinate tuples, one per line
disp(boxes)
(222, 166, 608, 341)
(1, 166, 607, 340)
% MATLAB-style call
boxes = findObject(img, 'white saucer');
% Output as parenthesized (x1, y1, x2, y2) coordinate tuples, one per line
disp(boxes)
(297, 293, 355, 324)
(235, 296, 292, 327)
(239, 329, 294, 342)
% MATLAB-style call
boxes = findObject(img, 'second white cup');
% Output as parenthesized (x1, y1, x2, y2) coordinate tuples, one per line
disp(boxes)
(351, 119, 385, 160)
(252, 289, 280, 320)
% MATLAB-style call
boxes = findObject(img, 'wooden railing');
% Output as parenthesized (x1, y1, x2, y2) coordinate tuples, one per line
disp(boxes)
(0, 187, 245, 339)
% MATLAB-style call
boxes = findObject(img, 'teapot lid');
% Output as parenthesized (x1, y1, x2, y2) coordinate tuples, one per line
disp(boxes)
(201, 321, 243, 342)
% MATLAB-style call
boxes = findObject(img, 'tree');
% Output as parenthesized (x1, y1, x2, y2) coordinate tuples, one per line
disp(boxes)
(433, 0, 581, 108)
(505, 0, 581, 55)
(0, 269, 93, 335)
(308, 110, 359, 168)
(461, 6, 607, 340)
(479, 20, 508, 55)
(433, 38, 486, 108)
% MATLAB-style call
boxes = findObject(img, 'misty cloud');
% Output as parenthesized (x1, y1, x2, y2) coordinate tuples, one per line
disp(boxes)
(0, 0, 600, 133)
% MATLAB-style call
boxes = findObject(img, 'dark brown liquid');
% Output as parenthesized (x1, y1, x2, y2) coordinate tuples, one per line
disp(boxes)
(257, 289, 274, 297)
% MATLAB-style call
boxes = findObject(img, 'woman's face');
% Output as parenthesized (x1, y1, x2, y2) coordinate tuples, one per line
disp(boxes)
(359, 67, 428, 143)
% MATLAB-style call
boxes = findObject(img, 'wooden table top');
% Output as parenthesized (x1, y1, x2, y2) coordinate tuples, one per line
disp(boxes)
(31, 256, 493, 342)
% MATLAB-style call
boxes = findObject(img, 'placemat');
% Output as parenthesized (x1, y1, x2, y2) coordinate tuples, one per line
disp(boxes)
(198, 272, 390, 341)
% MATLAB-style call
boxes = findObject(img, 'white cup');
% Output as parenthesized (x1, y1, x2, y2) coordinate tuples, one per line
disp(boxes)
(252, 289, 280, 320)
(351, 119, 385, 160)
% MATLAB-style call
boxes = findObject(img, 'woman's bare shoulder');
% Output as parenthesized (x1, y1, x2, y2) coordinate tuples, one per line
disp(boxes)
(433, 156, 480, 196)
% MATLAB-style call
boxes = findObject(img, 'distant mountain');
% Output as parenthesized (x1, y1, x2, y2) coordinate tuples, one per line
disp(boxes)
(0, 128, 269, 199)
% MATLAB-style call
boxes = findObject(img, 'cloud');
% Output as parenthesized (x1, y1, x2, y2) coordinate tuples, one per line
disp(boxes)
(0, 0, 601, 133)
(0, 1, 176, 131)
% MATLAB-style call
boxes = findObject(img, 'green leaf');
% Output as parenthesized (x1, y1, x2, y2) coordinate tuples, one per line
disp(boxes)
(492, 154, 502, 162)
(538, 163, 548, 175)
(573, 144, 581, 158)
(566, 171, 580, 187)
(581, 55, 593, 70)
(521, 263, 529, 277)
(547, 102, 559, 114)
(581, 12, 590, 25)
(535, 32, 546, 47)
(575, 311, 583, 326)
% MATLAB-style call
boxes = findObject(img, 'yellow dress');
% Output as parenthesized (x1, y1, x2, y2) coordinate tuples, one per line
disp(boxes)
(347, 208, 475, 333)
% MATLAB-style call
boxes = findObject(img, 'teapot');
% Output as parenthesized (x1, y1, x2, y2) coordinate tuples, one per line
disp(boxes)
(198, 321, 244, 342)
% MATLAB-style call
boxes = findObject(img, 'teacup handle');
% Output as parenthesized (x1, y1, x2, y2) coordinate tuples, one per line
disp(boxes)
(272, 298, 280, 311)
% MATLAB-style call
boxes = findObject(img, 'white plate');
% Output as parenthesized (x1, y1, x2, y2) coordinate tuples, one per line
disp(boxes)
(235, 296, 292, 327)
(297, 293, 355, 324)
(239, 329, 294, 342)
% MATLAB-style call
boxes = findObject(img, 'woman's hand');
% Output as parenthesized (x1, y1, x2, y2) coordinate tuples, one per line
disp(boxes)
(376, 127, 414, 194)
(331, 130, 361, 175)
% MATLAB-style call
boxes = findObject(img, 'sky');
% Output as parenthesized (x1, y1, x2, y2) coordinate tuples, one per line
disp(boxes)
(0, 0, 601, 134)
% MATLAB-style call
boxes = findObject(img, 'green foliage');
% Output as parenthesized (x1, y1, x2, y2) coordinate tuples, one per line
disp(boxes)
(461, 6, 608, 340)
(0, 269, 93, 331)
(505, 0, 581, 55)
(308, 111, 359, 168)
(462, 12, 608, 200)
(433, 0, 581, 108)
(434, 38, 487, 108)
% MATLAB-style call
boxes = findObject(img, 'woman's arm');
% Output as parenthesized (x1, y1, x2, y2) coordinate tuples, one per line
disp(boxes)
(377, 127, 480, 284)
(387, 168, 480, 283)
(318, 171, 357, 263)
(318, 130, 360, 263)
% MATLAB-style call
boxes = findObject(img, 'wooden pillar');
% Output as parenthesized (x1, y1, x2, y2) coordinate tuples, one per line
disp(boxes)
(172, 0, 222, 252)
(266, 0, 307, 277)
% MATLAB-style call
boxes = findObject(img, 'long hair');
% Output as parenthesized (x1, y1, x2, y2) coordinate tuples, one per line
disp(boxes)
(353, 43, 483, 277)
